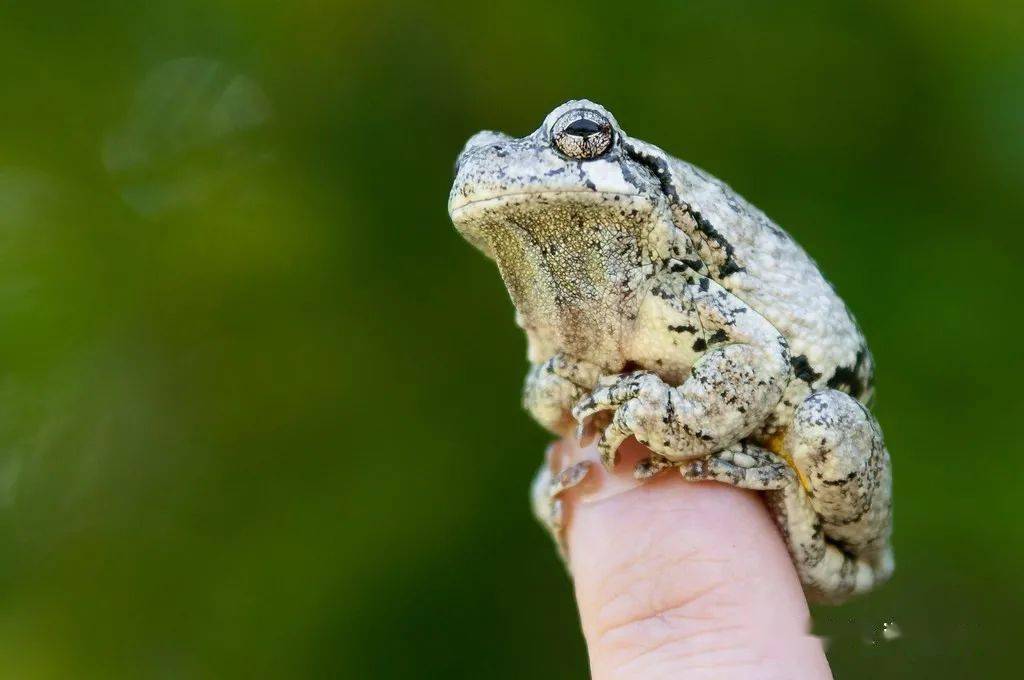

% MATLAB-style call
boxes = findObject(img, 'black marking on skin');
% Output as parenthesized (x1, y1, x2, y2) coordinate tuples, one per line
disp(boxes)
(622, 141, 746, 279)
(708, 329, 729, 344)
(692, 338, 708, 352)
(828, 503, 874, 527)
(669, 324, 698, 334)
(687, 208, 746, 278)
(827, 348, 868, 399)
(624, 142, 680, 203)
(790, 355, 821, 384)
(663, 391, 676, 425)
(820, 469, 859, 487)
(616, 149, 647, 193)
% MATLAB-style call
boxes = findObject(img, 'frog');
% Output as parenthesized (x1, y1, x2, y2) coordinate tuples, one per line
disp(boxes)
(448, 100, 893, 604)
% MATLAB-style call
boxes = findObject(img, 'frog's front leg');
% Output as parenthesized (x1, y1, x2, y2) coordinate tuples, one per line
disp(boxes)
(523, 351, 602, 436)
(573, 267, 791, 469)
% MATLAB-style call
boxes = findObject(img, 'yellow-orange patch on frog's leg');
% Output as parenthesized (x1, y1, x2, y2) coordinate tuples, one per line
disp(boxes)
(763, 429, 813, 494)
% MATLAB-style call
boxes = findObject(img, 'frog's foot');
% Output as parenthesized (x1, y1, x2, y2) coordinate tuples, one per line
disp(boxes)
(571, 370, 668, 469)
(764, 480, 894, 605)
(530, 459, 592, 560)
(681, 442, 889, 603)
(681, 444, 794, 490)
(524, 353, 603, 436)
(678, 390, 894, 604)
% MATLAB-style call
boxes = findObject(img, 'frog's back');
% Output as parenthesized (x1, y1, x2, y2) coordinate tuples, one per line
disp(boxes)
(665, 156, 874, 417)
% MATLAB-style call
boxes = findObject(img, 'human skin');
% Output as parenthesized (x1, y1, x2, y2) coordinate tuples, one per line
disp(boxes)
(558, 437, 833, 680)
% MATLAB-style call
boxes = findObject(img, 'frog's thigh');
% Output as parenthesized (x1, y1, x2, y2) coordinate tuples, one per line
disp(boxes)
(774, 389, 893, 602)
(784, 389, 891, 555)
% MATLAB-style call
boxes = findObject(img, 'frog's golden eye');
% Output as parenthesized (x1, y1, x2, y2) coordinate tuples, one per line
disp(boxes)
(551, 109, 614, 159)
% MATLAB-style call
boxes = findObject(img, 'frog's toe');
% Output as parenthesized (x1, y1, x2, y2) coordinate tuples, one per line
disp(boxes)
(572, 371, 657, 417)
(571, 371, 664, 437)
(531, 459, 593, 560)
(571, 394, 610, 425)
(633, 453, 674, 480)
(596, 400, 641, 469)
(551, 460, 592, 495)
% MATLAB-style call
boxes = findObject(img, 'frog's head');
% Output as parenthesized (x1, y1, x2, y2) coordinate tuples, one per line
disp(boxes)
(448, 100, 678, 357)
(448, 100, 671, 251)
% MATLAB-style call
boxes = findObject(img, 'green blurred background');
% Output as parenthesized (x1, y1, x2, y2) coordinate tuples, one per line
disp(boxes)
(1, 1, 1021, 677)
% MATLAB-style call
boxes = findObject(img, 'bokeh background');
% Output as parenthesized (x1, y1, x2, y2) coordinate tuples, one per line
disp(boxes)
(1, 1, 1021, 677)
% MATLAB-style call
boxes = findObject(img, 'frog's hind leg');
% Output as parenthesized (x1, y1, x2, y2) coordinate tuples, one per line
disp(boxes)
(682, 389, 893, 603)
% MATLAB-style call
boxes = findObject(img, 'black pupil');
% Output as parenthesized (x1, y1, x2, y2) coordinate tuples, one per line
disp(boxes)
(565, 118, 604, 137)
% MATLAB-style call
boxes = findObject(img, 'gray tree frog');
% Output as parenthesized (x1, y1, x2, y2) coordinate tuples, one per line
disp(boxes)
(448, 100, 893, 604)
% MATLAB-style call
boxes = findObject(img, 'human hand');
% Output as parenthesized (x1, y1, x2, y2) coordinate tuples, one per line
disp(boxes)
(549, 437, 833, 679)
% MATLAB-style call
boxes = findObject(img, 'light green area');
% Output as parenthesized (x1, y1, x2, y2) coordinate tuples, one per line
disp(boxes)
(0, 1, 1021, 677)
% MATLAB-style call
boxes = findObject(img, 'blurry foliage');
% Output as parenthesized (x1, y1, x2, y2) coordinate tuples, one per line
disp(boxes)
(0, 0, 1021, 677)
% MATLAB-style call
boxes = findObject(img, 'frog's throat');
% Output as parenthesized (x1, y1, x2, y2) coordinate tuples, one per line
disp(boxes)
(765, 430, 813, 494)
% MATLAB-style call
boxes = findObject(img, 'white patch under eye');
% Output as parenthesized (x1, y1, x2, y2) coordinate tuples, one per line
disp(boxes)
(585, 160, 633, 193)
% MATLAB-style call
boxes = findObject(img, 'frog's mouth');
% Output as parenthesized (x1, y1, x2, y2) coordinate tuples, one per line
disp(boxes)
(448, 189, 641, 220)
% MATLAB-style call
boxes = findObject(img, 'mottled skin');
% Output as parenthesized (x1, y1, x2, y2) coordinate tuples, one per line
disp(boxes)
(449, 100, 893, 604)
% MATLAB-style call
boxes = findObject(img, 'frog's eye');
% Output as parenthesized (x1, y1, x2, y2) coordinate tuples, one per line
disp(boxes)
(551, 109, 614, 159)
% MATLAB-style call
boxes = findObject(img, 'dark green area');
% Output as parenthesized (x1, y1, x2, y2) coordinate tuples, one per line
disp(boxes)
(1, 1, 1021, 676)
